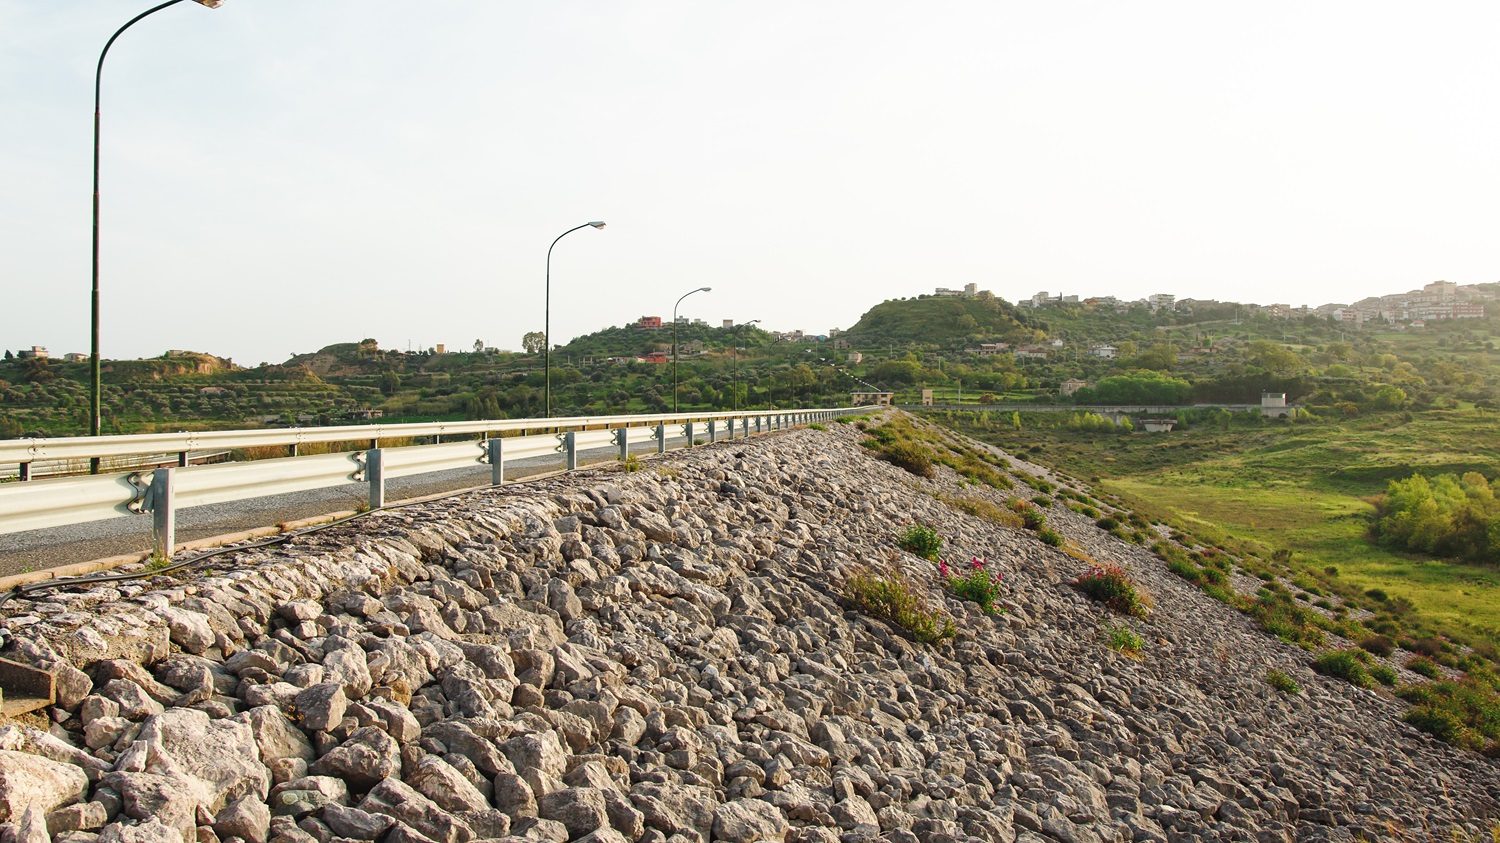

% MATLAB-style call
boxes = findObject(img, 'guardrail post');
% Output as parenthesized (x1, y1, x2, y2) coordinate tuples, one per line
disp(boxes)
(148, 468, 175, 561)
(615, 428, 629, 462)
(726, 418, 734, 440)
(654, 423, 667, 455)
(367, 449, 385, 510)
(684, 422, 694, 447)
(18, 463, 29, 482)
(487, 438, 504, 485)
(755, 417, 762, 434)
(564, 432, 578, 470)
(708, 420, 717, 444)
(177, 451, 189, 468)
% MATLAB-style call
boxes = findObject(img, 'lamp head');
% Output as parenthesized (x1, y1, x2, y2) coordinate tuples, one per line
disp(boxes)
(192, 0, 225, 7)
(698, 286, 712, 293)
(588, 221, 605, 229)
(749, 319, 761, 325)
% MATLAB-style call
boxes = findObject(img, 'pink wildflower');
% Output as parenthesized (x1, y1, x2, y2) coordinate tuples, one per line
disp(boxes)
(938, 560, 949, 578)
(971, 557, 985, 571)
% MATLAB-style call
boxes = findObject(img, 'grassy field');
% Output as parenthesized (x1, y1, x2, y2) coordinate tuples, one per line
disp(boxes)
(928, 407, 1500, 647)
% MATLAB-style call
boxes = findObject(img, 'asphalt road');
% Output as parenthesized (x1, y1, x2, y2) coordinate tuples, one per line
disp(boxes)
(0, 437, 696, 578)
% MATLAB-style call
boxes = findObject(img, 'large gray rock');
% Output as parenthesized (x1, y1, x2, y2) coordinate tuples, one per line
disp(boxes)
(405, 757, 488, 814)
(0, 750, 90, 823)
(356, 778, 470, 843)
(96, 818, 182, 843)
(214, 796, 270, 843)
(491, 773, 536, 818)
(535, 787, 608, 839)
(46, 800, 109, 835)
(308, 728, 399, 791)
(293, 684, 347, 733)
(713, 799, 790, 843)
(158, 606, 215, 655)
(98, 680, 164, 721)
(629, 783, 715, 841)
(321, 646, 372, 701)
(241, 706, 315, 765)
(500, 732, 568, 780)
(319, 804, 394, 841)
(136, 708, 270, 813)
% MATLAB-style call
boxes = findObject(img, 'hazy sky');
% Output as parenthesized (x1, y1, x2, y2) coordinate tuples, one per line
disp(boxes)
(3, 2, 1498, 364)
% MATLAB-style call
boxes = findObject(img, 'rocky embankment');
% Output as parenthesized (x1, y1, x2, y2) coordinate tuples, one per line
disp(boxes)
(1, 411, 1496, 843)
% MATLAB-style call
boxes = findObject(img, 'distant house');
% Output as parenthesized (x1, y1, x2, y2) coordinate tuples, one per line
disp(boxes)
(1090, 345, 1118, 359)
(847, 352, 863, 364)
(62, 352, 87, 363)
(851, 391, 894, 407)
(1410, 319, 1427, 329)
(17, 346, 48, 360)
(1014, 347, 1048, 360)
(346, 409, 384, 421)
(975, 343, 1010, 356)
(1060, 378, 1089, 397)
(1261, 393, 1291, 419)
(637, 316, 663, 329)
(642, 352, 669, 363)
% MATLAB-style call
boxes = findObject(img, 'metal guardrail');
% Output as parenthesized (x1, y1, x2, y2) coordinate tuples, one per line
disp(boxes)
(0, 407, 871, 558)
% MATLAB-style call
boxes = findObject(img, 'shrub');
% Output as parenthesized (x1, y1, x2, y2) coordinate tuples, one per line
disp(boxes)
(1073, 564, 1149, 618)
(1031, 495, 1053, 508)
(1104, 622, 1144, 658)
(1396, 677, 1500, 751)
(1020, 508, 1046, 531)
(878, 440, 935, 478)
(941, 557, 1005, 615)
(1406, 655, 1442, 678)
(1266, 669, 1302, 694)
(1167, 557, 1203, 584)
(1358, 634, 1395, 657)
(1037, 528, 1065, 547)
(1371, 665, 1398, 686)
(1365, 588, 1389, 602)
(1313, 650, 1374, 688)
(944, 495, 1024, 528)
(622, 454, 643, 473)
(843, 571, 956, 644)
(808, 422, 827, 431)
(1250, 594, 1326, 647)
(897, 522, 943, 561)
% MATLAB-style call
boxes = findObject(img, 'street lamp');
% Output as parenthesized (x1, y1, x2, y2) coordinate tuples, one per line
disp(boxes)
(91, 0, 224, 461)
(672, 286, 711, 413)
(732, 319, 760, 411)
(544, 221, 605, 418)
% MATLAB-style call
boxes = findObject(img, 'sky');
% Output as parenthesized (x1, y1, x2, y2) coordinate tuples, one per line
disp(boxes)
(3, 2, 1498, 365)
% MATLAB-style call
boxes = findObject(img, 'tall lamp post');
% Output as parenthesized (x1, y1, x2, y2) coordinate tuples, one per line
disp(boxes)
(543, 221, 605, 418)
(731, 319, 760, 411)
(672, 286, 711, 413)
(91, 0, 224, 461)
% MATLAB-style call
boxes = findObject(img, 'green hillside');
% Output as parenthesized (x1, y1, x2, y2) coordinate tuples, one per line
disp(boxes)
(843, 294, 1036, 346)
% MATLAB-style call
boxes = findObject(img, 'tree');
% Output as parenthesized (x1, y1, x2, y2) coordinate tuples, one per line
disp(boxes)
(379, 371, 401, 396)
(522, 332, 546, 354)
(2, 350, 11, 360)
(473, 339, 484, 353)
(1373, 385, 1408, 410)
(17, 358, 54, 384)
(1248, 341, 1301, 375)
